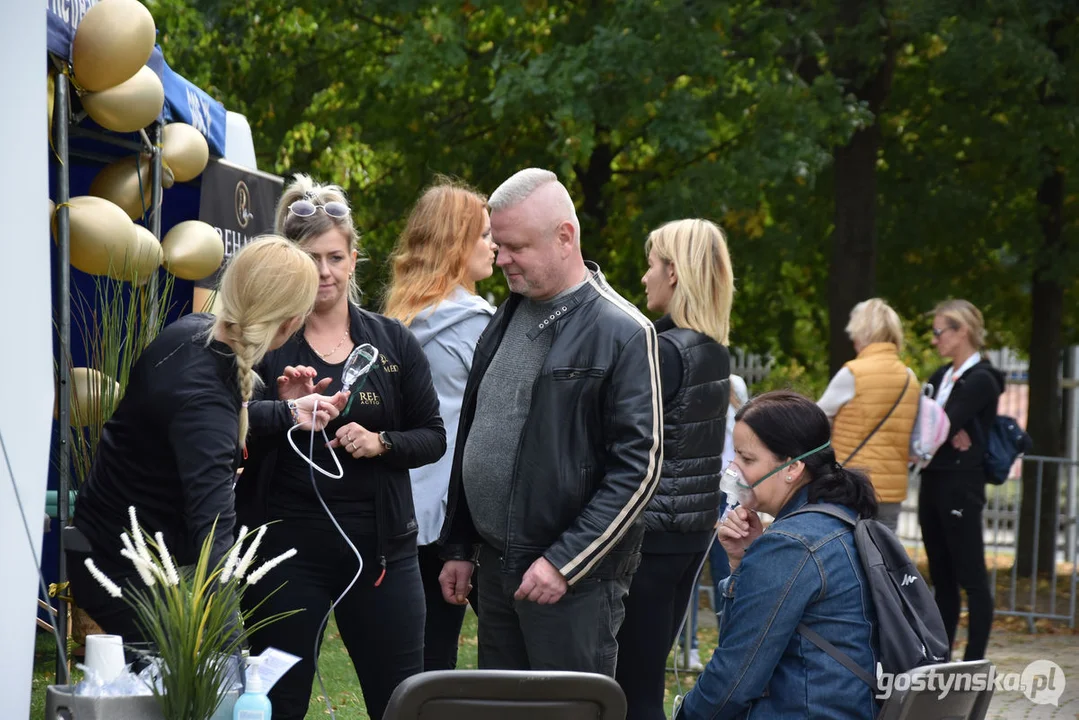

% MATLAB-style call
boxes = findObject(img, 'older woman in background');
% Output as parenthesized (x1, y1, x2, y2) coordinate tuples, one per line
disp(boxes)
(817, 298, 918, 532)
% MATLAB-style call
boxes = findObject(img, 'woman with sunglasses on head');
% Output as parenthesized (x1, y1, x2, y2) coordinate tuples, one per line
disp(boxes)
(383, 179, 496, 671)
(919, 299, 1001, 661)
(615, 219, 732, 719)
(68, 237, 337, 644)
(238, 175, 447, 720)
(674, 391, 879, 720)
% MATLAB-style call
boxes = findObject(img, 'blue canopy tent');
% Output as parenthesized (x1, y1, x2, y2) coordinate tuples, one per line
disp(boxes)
(47, 3, 231, 680)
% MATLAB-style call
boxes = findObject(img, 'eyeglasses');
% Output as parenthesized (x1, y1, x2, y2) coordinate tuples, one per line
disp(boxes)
(287, 199, 350, 219)
(931, 326, 955, 338)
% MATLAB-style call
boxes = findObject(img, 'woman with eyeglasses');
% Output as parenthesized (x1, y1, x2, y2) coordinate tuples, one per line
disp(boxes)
(383, 179, 496, 671)
(238, 174, 447, 720)
(919, 299, 1001, 661)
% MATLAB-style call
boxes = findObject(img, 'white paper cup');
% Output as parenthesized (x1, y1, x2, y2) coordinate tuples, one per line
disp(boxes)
(84, 633, 126, 683)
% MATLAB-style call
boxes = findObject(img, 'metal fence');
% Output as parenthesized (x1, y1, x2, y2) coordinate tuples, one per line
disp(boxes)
(899, 455, 1079, 630)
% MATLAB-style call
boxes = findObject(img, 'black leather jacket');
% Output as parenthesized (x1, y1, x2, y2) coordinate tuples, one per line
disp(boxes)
(439, 265, 663, 585)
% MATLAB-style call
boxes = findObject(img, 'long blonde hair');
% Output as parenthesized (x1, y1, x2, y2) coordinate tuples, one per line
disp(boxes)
(212, 236, 319, 442)
(645, 218, 734, 345)
(274, 173, 363, 304)
(384, 180, 488, 326)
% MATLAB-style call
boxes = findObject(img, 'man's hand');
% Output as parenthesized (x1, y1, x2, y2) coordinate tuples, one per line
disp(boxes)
(514, 557, 568, 605)
(277, 365, 333, 401)
(439, 560, 474, 605)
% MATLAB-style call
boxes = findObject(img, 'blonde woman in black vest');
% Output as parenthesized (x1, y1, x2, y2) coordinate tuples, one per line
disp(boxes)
(817, 298, 919, 532)
(616, 219, 733, 720)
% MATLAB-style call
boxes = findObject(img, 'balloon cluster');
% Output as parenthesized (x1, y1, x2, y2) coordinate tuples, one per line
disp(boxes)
(52, 0, 222, 286)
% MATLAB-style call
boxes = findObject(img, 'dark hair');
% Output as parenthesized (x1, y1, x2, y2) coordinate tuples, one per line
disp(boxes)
(734, 390, 878, 519)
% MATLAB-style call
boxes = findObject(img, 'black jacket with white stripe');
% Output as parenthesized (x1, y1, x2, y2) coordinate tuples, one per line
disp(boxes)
(439, 264, 663, 585)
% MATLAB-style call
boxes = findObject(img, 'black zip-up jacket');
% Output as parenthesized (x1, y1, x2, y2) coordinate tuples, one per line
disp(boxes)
(439, 265, 664, 585)
(925, 358, 1004, 474)
(237, 304, 446, 568)
(642, 318, 730, 553)
(74, 314, 242, 570)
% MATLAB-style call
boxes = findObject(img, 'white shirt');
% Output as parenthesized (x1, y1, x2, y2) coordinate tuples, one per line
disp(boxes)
(817, 367, 856, 420)
(935, 353, 981, 409)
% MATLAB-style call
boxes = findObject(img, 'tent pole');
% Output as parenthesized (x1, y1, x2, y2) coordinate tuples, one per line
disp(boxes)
(148, 122, 163, 326)
(53, 70, 72, 687)
(68, 125, 148, 154)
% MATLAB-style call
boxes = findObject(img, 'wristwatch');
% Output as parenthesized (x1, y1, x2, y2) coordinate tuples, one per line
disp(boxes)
(378, 431, 393, 453)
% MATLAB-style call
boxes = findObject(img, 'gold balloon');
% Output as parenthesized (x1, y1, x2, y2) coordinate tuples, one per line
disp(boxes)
(89, 155, 155, 220)
(130, 225, 164, 285)
(68, 196, 140, 277)
(72, 0, 156, 93)
(48, 71, 55, 135)
(55, 368, 122, 427)
(81, 66, 164, 134)
(162, 221, 223, 281)
(161, 123, 210, 183)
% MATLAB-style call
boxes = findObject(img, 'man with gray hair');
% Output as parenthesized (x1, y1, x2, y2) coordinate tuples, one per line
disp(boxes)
(437, 168, 663, 675)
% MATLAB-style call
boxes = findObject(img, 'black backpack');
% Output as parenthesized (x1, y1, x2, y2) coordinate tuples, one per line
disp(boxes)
(974, 415, 1032, 485)
(786, 504, 949, 693)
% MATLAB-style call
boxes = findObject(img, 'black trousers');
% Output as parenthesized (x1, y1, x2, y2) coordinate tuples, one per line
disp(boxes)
(615, 549, 707, 720)
(475, 543, 630, 676)
(66, 548, 146, 649)
(417, 542, 468, 671)
(242, 518, 425, 720)
(918, 470, 994, 661)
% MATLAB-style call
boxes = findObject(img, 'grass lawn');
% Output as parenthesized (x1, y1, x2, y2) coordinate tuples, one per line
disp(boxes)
(29, 605, 719, 719)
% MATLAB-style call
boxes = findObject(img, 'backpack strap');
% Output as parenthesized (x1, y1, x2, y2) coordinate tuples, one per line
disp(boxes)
(796, 622, 877, 689)
(841, 371, 911, 466)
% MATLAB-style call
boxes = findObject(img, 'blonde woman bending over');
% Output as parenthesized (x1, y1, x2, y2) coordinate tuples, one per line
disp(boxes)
(384, 179, 496, 671)
(69, 237, 336, 645)
(616, 218, 734, 720)
(817, 298, 918, 532)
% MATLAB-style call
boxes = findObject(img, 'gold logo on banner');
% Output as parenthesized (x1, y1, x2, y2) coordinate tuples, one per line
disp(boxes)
(235, 180, 253, 229)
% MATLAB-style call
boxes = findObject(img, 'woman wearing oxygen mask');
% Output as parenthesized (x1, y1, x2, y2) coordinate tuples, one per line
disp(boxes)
(68, 237, 333, 643)
(674, 391, 879, 720)
(615, 218, 732, 719)
(238, 175, 446, 720)
(383, 179, 496, 671)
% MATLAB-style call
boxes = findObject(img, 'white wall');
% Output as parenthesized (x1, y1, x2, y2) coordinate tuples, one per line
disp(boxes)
(0, 4, 55, 717)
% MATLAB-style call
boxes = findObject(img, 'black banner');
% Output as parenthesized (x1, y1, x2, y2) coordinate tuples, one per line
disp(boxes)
(195, 159, 284, 289)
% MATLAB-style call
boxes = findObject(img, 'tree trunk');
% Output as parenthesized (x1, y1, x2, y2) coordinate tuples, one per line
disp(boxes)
(575, 134, 613, 264)
(829, 124, 881, 375)
(827, 0, 895, 376)
(1017, 168, 1065, 577)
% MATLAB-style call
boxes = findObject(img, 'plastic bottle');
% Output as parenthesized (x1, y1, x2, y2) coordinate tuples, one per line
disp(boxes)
(233, 657, 272, 720)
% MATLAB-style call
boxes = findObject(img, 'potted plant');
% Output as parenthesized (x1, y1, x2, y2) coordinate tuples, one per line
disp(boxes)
(81, 508, 297, 720)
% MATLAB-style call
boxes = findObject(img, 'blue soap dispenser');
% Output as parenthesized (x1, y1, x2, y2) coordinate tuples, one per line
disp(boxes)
(233, 656, 272, 720)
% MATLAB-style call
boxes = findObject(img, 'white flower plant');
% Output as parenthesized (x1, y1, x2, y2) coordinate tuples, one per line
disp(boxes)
(83, 507, 298, 720)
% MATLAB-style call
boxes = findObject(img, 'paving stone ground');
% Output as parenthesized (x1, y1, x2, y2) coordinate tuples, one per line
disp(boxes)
(981, 630, 1079, 719)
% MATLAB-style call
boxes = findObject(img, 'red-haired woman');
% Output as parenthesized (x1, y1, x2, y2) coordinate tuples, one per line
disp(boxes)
(384, 179, 497, 670)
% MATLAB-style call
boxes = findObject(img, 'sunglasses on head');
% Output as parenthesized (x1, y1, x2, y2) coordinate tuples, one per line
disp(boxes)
(287, 199, 350, 219)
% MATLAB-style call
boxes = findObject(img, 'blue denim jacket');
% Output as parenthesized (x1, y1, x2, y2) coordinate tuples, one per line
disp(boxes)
(676, 488, 878, 719)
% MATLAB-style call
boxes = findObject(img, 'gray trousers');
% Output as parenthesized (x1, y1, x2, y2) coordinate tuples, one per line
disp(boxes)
(475, 543, 630, 677)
